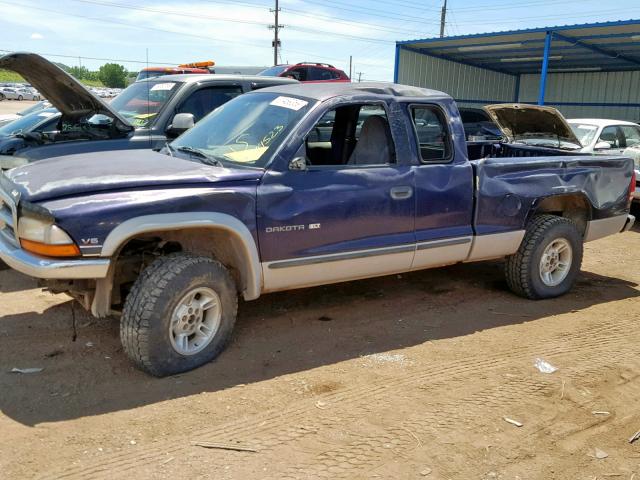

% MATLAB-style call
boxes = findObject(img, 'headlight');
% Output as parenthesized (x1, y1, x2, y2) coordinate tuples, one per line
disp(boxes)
(18, 216, 80, 257)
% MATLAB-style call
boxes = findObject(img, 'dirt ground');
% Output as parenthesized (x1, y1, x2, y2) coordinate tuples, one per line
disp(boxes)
(0, 209, 638, 480)
(0, 100, 39, 115)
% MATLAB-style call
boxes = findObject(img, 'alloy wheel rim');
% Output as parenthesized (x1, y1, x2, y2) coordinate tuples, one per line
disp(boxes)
(169, 287, 221, 356)
(539, 238, 572, 287)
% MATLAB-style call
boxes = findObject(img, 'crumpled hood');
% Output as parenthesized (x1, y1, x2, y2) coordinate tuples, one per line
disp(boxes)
(484, 103, 581, 146)
(0, 52, 132, 132)
(4, 150, 264, 202)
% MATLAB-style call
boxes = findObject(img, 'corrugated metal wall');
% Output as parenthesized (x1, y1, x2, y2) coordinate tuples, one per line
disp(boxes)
(518, 72, 640, 121)
(398, 48, 640, 122)
(397, 47, 516, 105)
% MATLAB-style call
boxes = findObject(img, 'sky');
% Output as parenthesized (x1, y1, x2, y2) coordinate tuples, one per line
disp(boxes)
(1, 0, 640, 81)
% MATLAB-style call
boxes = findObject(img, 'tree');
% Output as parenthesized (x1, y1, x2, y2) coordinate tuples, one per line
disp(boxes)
(98, 63, 128, 88)
(68, 66, 91, 80)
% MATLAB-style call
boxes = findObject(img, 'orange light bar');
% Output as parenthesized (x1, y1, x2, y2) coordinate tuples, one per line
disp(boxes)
(21, 239, 81, 258)
(179, 60, 215, 68)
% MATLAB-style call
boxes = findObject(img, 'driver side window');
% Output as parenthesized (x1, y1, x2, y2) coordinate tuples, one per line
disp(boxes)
(599, 126, 620, 148)
(305, 104, 395, 167)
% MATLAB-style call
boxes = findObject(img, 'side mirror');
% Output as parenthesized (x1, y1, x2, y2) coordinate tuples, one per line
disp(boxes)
(595, 141, 611, 150)
(289, 157, 307, 171)
(166, 113, 195, 138)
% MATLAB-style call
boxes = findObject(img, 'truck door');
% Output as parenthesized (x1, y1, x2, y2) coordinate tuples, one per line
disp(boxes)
(258, 101, 416, 292)
(407, 103, 475, 270)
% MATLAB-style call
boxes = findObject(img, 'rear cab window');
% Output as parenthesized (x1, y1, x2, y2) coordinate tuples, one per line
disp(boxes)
(409, 105, 452, 162)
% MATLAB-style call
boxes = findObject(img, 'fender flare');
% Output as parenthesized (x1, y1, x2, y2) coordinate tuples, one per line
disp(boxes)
(101, 212, 262, 300)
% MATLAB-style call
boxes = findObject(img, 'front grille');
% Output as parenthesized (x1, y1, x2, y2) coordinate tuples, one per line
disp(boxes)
(0, 183, 19, 247)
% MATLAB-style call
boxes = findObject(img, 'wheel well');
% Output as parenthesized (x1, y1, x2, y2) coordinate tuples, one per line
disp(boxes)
(110, 227, 255, 309)
(533, 194, 592, 235)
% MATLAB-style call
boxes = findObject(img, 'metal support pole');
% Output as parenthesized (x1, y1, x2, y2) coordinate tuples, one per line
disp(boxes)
(393, 44, 400, 83)
(538, 31, 552, 105)
(349, 55, 352, 80)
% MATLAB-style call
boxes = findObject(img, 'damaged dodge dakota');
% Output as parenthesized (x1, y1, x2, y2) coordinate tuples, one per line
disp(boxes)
(0, 83, 635, 376)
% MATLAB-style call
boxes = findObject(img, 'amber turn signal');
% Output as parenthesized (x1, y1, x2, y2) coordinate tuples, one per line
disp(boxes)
(21, 239, 81, 258)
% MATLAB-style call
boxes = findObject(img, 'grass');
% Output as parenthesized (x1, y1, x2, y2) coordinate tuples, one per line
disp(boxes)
(0, 69, 104, 87)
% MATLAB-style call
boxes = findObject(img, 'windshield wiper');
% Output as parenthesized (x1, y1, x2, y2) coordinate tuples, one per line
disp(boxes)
(175, 146, 223, 166)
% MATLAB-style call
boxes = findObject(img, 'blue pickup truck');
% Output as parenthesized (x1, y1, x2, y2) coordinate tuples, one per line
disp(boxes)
(0, 83, 635, 376)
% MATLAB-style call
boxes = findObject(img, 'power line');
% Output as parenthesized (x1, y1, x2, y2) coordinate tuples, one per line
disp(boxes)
(69, 0, 398, 47)
(294, 0, 441, 25)
(0, 48, 177, 66)
(72, 0, 269, 27)
(281, 7, 426, 36)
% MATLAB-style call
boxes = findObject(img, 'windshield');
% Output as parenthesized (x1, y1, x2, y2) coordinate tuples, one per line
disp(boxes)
(258, 65, 289, 77)
(109, 80, 181, 127)
(172, 92, 315, 167)
(569, 123, 598, 146)
(135, 70, 167, 82)
(0, 108, 58, 136)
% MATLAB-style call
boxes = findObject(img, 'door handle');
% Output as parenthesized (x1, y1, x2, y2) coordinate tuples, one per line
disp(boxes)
(390, 186, 413, 200)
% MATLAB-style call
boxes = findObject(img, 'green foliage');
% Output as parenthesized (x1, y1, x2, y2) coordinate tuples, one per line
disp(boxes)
(0, 69, 24, 82)
(97, 63, 128, 88)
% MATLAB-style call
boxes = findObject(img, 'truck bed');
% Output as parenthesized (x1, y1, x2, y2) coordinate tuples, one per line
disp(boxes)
(470, 151, 633, 236)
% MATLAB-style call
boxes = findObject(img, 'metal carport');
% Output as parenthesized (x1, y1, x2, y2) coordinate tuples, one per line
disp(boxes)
(394, 19, 640, 121)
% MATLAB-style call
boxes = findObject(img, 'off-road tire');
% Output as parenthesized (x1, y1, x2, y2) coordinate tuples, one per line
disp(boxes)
(505, 214, 583, 299)
(121, 252, 238, 377)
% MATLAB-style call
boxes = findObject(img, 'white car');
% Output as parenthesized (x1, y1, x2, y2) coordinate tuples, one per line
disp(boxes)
(0, 87, 20, 100)
(569, 118, 640, 155)
(16, 88, 40, 101)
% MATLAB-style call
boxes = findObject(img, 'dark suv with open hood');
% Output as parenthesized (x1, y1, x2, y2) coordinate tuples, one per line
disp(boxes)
(0, 53, 296, 169)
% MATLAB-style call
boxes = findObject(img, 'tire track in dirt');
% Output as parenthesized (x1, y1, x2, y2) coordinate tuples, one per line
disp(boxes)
(45, 316, 638, 479)
(273, 349, 640, 479)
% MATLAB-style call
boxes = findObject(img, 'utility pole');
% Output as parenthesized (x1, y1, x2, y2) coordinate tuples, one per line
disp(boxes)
(439, 0, 447, 38)
(269, 0, 283, 66)
(349, 55, 353, 80)
(356, 71, 363, 82)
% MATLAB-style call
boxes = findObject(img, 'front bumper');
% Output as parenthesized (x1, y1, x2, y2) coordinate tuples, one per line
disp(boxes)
(0, 233, 110, 279)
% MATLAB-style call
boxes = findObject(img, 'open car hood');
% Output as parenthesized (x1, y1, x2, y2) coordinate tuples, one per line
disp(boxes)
(0, 52, 133, 132)
(483, 104, 581, 147)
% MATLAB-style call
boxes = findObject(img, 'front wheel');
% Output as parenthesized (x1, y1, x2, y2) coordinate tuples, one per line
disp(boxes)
(17, 95, 23, 101)
(121, 252, 238, 377)
(505, 215, 583, 299)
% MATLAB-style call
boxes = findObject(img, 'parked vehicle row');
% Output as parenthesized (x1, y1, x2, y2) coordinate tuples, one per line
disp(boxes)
(0, 86, 41, 101)
(0, 53, 635, 377)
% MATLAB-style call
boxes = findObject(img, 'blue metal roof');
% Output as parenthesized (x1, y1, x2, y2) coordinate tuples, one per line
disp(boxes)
(397, 19, 640, 75)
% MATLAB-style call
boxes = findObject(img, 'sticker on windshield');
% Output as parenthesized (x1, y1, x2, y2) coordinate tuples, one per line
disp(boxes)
(150, 83, 175, 91)
(270, 96, 308, 111)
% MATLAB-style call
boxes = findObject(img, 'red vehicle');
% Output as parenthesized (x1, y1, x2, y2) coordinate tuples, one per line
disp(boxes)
(136, 61, 215, 82)
(258, 62, 350, 83)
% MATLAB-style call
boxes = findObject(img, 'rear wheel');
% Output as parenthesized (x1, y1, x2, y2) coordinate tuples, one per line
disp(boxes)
(505, 215, 583, 299)
(120, 252, 238, 377)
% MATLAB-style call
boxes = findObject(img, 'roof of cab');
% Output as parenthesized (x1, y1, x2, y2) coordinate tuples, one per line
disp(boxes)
(136, 74, 299, 85)
(254, 82, 451, 102)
